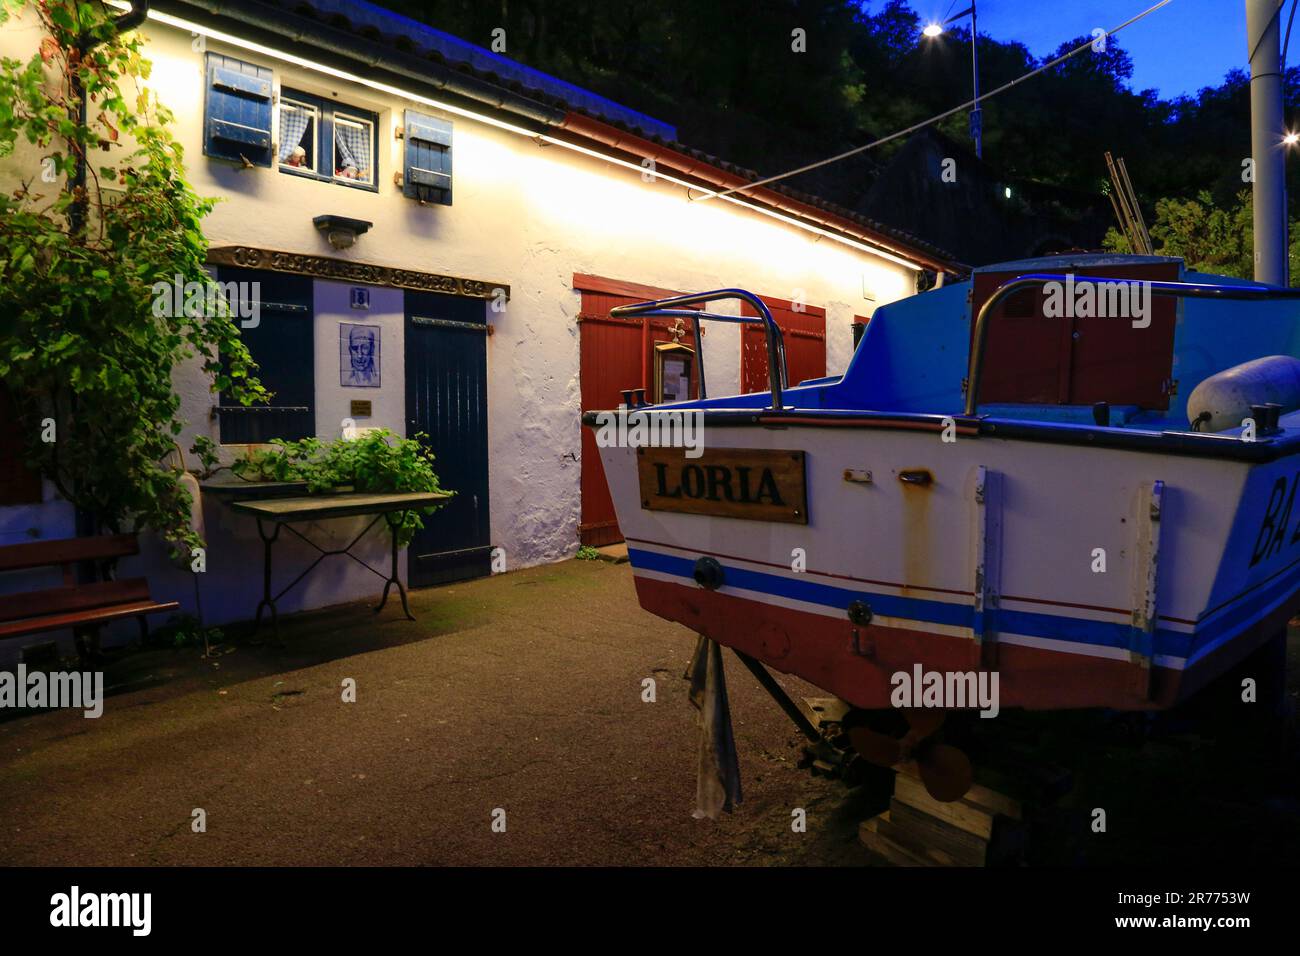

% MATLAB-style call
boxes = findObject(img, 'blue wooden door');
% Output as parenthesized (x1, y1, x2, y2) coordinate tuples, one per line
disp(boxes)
(404, 291, 492, 586)
(216, 267, 315, 444)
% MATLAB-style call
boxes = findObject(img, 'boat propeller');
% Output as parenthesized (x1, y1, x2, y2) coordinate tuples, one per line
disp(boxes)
(847, 709, 974, 803)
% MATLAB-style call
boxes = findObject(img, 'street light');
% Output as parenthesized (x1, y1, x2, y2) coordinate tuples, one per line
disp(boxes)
(923, 3, 982, 159)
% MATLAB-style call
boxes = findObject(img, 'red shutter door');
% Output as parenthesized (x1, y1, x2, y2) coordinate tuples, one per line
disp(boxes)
(576, 275, 700, 547)
(740, 296, 827, 393)
(970, 262, 1179, 408)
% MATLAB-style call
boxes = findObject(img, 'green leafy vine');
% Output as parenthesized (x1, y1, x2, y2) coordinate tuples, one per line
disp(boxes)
(0, 0, 266, 557)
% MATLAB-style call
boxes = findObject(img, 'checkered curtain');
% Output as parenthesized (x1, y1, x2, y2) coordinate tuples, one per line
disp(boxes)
(278, 108, 310, 163)
(334, 123, 371, 179)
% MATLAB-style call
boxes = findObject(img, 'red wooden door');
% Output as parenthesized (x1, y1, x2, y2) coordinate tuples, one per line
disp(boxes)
(576, 275, 699, 547)
(740, 296, 827, 393)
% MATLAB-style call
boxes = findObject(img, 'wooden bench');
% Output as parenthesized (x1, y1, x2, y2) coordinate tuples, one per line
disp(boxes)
(0, 533, 179, 655)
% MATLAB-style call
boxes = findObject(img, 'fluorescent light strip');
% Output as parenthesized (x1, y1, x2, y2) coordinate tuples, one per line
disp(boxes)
(115, 3, 923, 271)
(538, 133, 922, 270)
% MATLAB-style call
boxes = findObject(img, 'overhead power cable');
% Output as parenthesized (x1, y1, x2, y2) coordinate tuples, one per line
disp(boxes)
(692, 0, 1175, 203)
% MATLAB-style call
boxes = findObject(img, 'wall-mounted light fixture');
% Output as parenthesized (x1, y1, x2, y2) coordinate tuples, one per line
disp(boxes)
(313, 214, 373, 250)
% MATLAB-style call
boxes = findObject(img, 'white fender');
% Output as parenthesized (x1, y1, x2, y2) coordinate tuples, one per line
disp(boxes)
(1186, 355, 1300, 431)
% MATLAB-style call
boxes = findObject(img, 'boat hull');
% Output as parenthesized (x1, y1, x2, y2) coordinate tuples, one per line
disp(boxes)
(597, 419, 1300, 710)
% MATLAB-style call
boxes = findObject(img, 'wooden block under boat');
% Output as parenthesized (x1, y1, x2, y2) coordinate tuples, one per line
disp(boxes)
(893, 762, 1022, 841)
(861, 763, 1027, 867)
(858, 814, 932, 867)
(888, 799, 989, 866)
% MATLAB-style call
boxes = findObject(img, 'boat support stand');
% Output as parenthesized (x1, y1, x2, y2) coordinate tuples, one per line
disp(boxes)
(731, 649, 822, 744)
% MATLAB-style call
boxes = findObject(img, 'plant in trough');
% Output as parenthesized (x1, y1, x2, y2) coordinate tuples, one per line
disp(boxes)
(231, 429, 452, 547)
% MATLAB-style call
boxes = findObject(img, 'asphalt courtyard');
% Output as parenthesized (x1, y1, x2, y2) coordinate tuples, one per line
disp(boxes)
(0, 558, 868, 866)
(2, 558, 1298, 867)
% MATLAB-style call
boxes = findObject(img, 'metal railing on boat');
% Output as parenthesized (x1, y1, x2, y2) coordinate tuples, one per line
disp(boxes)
(966, 273, 1300, 417)
(608, 289, 789, 409)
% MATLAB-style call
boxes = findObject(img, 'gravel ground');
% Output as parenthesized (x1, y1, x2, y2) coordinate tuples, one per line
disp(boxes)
(0, 559, 871, 866)
(3, 558, 1297, 867)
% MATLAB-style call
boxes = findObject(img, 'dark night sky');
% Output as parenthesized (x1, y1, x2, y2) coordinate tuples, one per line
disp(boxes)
(865, 0, 1253, 100)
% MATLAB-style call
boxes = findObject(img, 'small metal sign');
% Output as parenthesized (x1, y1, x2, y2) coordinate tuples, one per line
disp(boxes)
(350, 400, 372, 417)
(350, 287, 370, 310)
(637, 447, 807, 524)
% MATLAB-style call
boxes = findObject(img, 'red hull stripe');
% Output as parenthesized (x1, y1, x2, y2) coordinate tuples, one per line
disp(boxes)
(628, 542, 1300, 670)
(627, 546, 1193, 661)
(632, 575, 1287, 710)
(632, 575, 1169, 709)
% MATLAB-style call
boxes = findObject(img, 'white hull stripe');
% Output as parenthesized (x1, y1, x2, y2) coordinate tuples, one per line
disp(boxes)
(627, 547, 1210, 664)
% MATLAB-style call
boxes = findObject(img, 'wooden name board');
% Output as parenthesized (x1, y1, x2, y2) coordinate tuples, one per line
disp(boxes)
(637, 447, 807, 524)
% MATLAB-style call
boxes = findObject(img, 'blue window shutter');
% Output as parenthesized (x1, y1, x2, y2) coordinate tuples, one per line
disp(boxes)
(403, 110, 452, 205)
(204, 53, 274, 166)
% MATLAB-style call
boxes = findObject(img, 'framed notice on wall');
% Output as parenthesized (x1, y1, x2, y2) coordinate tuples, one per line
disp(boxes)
(654, 342, 694, 403)
(340, 322, 380, 387)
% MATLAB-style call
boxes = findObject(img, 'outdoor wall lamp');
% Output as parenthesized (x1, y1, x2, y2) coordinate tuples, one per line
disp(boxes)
(313, 214, 373, 250)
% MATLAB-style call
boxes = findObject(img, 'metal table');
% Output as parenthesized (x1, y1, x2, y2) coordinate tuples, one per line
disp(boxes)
(226, 491, 450, 635)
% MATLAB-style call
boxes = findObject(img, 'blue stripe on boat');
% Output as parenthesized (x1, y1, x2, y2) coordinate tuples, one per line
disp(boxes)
(626, 547, 1209, 659)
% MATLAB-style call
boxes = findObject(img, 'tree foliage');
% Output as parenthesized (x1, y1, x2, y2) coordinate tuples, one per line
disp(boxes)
(387, 0, 1297, 216)
(1103, 190, 1300, 284)
(0, 0, 265, 555)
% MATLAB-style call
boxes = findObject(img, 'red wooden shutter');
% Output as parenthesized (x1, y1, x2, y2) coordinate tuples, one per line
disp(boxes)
(576, 275, 700, 547)
(740, 296, 826, 392)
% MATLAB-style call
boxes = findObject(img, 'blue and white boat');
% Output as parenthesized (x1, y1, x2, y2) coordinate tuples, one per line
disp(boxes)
(585, 254, 1300, 715)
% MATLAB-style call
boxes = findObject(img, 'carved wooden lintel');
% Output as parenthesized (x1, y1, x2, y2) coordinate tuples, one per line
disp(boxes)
(207, 245, 510, 301)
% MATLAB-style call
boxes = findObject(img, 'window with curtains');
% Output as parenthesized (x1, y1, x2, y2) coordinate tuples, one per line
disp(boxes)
(277, 97, 318, 174)
(277, 90, 378, 191)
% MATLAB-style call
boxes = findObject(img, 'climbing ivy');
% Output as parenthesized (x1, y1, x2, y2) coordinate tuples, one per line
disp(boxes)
(0, 0, 266, 556)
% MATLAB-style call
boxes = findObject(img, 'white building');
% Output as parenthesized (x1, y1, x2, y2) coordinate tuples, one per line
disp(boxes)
(0, 0, 955, 657)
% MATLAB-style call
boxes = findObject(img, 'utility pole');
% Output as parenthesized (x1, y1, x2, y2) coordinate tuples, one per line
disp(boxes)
(1247, 0, 1288, 285)
(970, 1, 982, 160)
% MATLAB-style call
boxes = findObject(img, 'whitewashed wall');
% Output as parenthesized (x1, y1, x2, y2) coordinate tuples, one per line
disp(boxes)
(0, 11, 917, 651)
